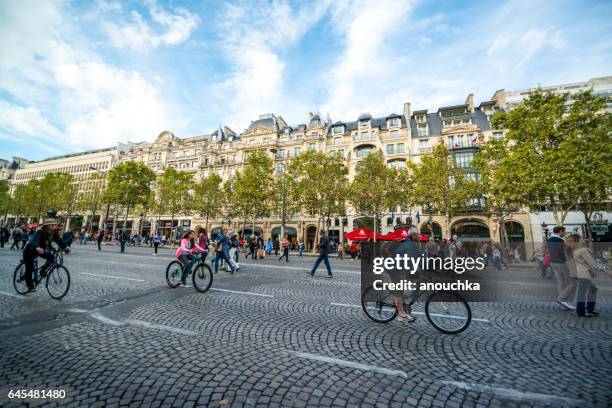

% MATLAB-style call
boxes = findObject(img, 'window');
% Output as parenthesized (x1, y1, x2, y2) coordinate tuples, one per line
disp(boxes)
(220, 157, 226, 165)
(204, 157, 209, 165)
(467, 133, 479, 147)
(448, 135, 464, 149)
(360, 132, 369, 141)
(387, 160, 406, 169)
(387, 117, 400, 127)
(277, 149, 286, 159)
(333, 126, 344, 134)
(360, 119, 370, 127)
(276, 164, 284, 173)
(338, 148, 345, 157)
(455, 152, 474, 168)
(389, 130, 399, 139)
(386, 144, 394, 154)
(492, 131, 503, 140)
(311, 119, 320, 126)
(308, 143, 316, 151)
(294, 147, 301, 156)
(417, 126, 429, 137)
(465, 172, 480, 181)
(419, 139, 430, 150)
(334, 137, 343, 146)
(356, 146, 375, 158)
(396, 143, 405, 153)
(192, 161, 198, 168)
(296, 135, 304, 141)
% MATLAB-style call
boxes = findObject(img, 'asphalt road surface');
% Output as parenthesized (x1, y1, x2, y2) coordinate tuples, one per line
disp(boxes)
(0, 243, 610, 407)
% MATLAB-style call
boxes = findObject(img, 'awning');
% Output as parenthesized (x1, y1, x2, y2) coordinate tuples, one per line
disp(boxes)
(345, 228, 384, 241)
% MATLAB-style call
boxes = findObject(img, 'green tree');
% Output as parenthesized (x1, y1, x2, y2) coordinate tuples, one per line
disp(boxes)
(348, 151, 399, 241)
(103, 161, 155, 234)
(489, 89, 612, 230)
(286, 150, 348, 245)
(76, 173, 107, 232)
(192, 173, 224, 231)
(0, 180, 9, 222)
(409, 144, 479, 236)
(233, 151, 276, 238)
(155, 167, 193, 243)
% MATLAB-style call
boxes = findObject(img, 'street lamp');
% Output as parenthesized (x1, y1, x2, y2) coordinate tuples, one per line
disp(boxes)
(269, 148, 286, 241)
(89, 166, 110, 233)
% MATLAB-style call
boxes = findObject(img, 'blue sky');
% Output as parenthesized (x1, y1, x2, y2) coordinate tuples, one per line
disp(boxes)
(1, 0, 611, 161)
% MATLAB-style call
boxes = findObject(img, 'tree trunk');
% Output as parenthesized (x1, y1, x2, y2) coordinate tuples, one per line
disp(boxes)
(171, 213, 175, 246)
(314, 216, 321, 254)
(373, 213, 377, 242)
(205, 213, 209, 232)
(124, 205, 129, 233)
(242, 213, 247, 239)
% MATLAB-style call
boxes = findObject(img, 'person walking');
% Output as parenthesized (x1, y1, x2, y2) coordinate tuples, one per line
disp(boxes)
(152, 232, 161, 255)
(22, 227, 31, 249)
(246, 236, 257, 260)
(548, 226, 574, 310)
(198, 229, 209, 262)
(214, 227, 235, 274)
(565, 234, 610, 317)
(278, 235, 290, 262)
(337, 241, 344, 260)
(266, 238, 273, 256)
(96, 230, 104, 251)
(227, 233, 241, 271)
(119, 230, 129, 253)
(309, 231, 333, 278)
(10, 226, 22, 250)
(297, 240, 304, 258)
(0, 225, 9, 249)
(273, 238, 280, 256)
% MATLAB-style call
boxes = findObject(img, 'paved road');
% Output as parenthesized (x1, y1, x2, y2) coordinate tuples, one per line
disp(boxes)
(0, 244, 610, 407)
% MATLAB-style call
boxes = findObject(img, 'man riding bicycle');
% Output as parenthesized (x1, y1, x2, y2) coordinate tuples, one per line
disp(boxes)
(22, 217, 70, 293)
(382, 227, 422, 322)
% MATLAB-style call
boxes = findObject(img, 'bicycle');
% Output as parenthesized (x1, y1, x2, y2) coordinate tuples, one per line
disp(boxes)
(362, 283, 472, 334)
(50, 244, 63, 266)
(13, 251, 71, 300)
(165, 252, 213, 293)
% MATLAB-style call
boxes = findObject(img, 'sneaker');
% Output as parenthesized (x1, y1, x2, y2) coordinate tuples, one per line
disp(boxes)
(152, 253, 157, 256)
(27, 287, 37, 293)
(397, 314, 415, 322)
(324, 275, 333, 279)
(179, 281, 186, 287)
(577, 313, 593, 318)
(587, 311, 600, 316)
(558, 301, 573, 311)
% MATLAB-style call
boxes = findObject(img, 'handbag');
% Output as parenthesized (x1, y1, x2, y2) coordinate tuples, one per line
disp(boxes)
(543, 254, 551, 266)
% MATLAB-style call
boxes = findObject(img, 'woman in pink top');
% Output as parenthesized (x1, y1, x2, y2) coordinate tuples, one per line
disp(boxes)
(175, 230, 205, 286)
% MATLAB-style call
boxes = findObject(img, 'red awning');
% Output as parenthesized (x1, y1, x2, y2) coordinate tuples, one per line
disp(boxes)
(345, 228, 384, 241)
(382, 229, 430, 241)
(28, 223, 39, 228)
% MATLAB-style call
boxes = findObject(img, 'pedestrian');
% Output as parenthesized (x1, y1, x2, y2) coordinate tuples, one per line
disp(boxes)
(246, 236, 257, 260)
(120, 230, 129, 253)
(152, 232, 161, 255)
(62, 230, 74, 248)
(548, 226, 574, 311)
(297, 240, 304, 258)
(228, 233, 241, 271)
(23, 227, 31, 249)
(565, 234, 610, 317)
(279, 234, 290, 262)
(0, 224, 9, 248)
(309, 231, 333, 278)
(198, 228, 209, 262)
(273, 237, 280, 256)
(10, 226, 22, 250)
(266, 238, 273, 256)
(214, 227, 235, 274)
(337, 241, 344, 260)
(96, 230, 104, 251)
(492, 245, 503, 270)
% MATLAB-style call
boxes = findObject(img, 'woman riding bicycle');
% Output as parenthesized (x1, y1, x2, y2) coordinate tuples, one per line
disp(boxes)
(175, 230, 205, 286)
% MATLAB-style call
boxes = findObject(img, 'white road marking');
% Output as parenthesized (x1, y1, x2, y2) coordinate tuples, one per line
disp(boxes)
(331, 302, 490, 323)
(290, 351, 408, 378)
(80, 272, 145, 282)
(210, 288, 273, 297)
(124, 319, 198, 336)
(89, 312, 124, 326)
(0, 290, 26, 299)
(441, 381, 585, 405)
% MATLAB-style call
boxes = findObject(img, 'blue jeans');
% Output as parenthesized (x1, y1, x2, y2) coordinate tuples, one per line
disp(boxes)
(310, 254, 332, 276)
(298, 248, 303, 258)
(576, 278, 597, 315)
(214, 251, 234, 273)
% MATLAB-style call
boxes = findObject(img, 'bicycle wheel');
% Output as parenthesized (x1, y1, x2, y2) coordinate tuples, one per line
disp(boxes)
(192, 263, 213, 293)
(54, 250, 63, 266)
(46, 265, 71, 300)
(361, 285, 398, 323)
(13, 262, 28, 295)
(425, 291, 471, 334)
(166, 261, 183, 288)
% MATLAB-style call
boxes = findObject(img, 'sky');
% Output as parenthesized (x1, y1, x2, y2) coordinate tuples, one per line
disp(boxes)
(1, 0, 611, 161)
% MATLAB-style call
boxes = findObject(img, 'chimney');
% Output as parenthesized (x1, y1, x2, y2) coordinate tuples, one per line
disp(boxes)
(465, 94, 474, 112)
(403, 102, 411, 119)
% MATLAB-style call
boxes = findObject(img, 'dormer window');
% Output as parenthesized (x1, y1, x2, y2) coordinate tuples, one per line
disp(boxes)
(359, 119, 370, 128)
(311, 119, 320, 126)
(387, 117, 400, 127)
(333, 125, 344, 134)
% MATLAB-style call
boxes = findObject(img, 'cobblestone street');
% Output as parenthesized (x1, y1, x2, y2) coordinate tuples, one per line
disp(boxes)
(0, 244, 611, 407)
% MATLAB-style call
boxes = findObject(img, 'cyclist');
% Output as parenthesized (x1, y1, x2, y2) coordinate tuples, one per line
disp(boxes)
(175, 230, 205, 286)
(22, 218, 70, 293)
(384, 227, 421, 322)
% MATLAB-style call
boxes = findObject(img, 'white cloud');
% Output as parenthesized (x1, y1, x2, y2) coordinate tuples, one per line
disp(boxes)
(487, 27, 565, 69)
(320, 0, 415, 119)
(0, 1, 191, 157)
(102, 0, 199, 50)
(213, 1, 331, 131)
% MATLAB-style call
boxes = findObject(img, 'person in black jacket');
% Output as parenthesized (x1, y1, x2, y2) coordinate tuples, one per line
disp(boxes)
(0, 225, 9, 248)
(22, 218, 69, 292)
(547, 225, 574, 310)
(309, 232, 333, 278)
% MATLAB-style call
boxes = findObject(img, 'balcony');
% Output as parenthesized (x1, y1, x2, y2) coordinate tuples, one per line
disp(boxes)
(440, 112, 470, 120)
